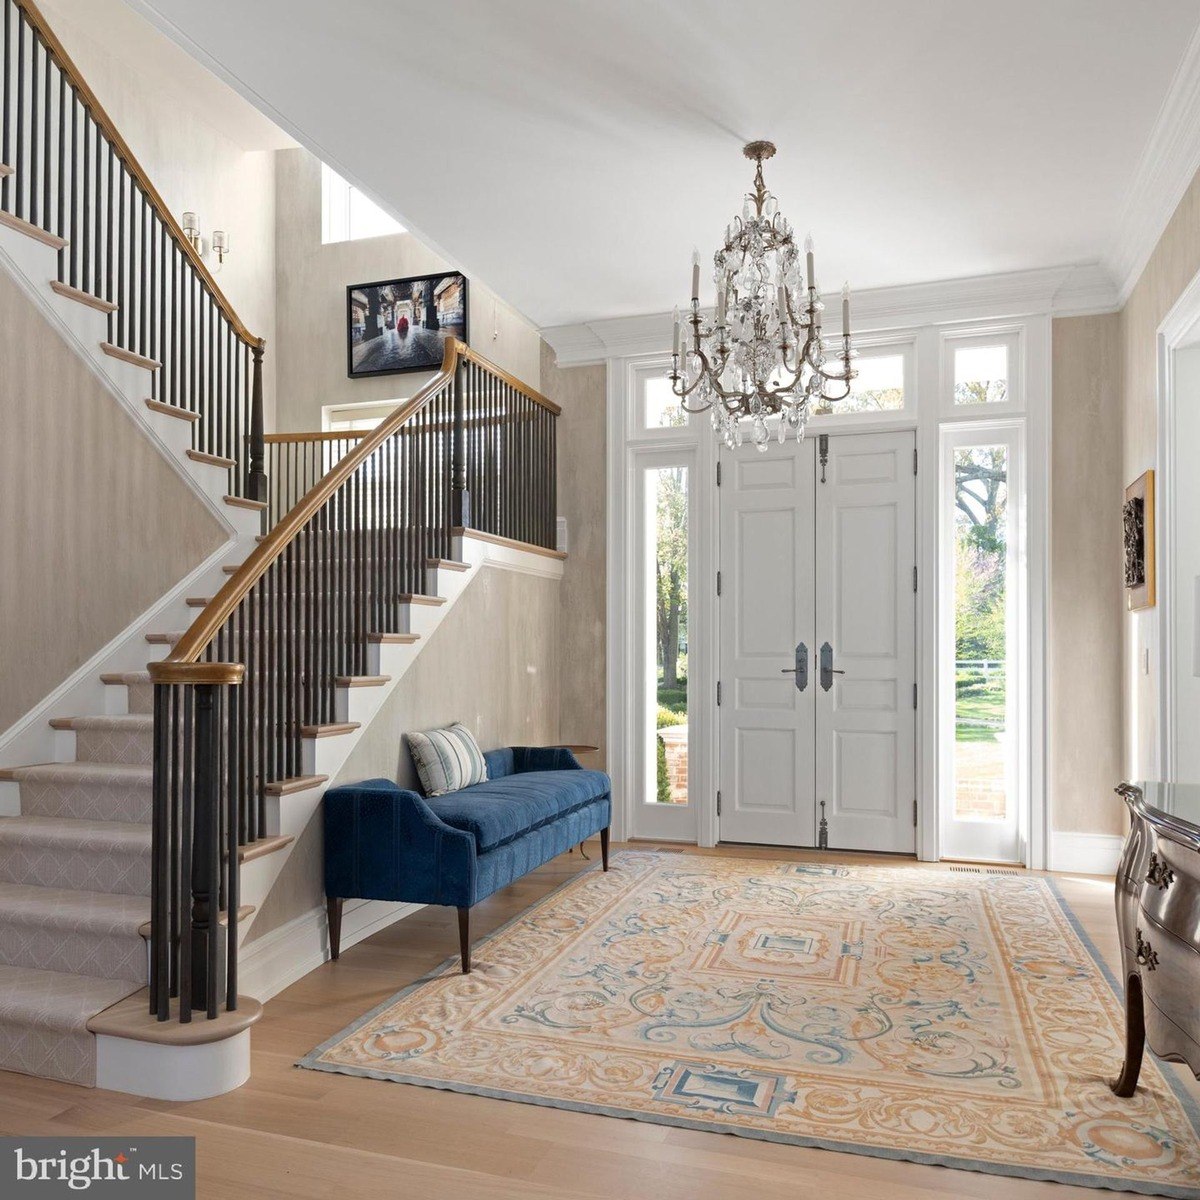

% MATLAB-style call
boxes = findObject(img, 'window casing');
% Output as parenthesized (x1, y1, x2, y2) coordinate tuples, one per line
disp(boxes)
(321, 164, 405, 244)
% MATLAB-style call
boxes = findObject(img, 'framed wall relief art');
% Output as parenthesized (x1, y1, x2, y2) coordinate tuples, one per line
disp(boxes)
(1123, 469, 1155, 610)
(347, 271, 468, 378)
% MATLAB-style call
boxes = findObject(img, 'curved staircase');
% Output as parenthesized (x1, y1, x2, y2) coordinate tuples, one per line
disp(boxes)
(0, 0, 562, 1098)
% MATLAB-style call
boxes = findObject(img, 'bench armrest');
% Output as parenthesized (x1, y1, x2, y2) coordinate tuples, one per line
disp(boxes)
(511, 746, 582, 773)
(323, 778, 477, 907)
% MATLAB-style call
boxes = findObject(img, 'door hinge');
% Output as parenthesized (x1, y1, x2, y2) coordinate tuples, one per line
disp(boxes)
(716, 461, 722, 486)
(717, 790, 722, 817)
(913, 447, 918, 475)
(913, 799, 918, 827)
(913, 565, 918, 592)
(913, 683, 918, 709)
(717, 680, 722, 706)
(716, 570, 722, 596)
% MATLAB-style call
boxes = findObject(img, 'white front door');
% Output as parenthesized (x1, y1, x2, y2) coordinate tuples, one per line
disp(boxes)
(717, 439, 816, 845)
(815, 431, 917, 854)
(719, 429, 916, 853)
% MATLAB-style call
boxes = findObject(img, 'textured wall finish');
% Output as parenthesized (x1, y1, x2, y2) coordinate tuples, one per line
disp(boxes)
(245, 565, 562, 940)
(1119, 166, 1200, 781)
(1049, 315, 1124, 834)
(540, 344, 607, 769)
(0, 269, 226, 733)
(273, 149, 543, 432)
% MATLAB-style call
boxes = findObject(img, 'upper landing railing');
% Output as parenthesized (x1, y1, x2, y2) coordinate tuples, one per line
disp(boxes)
(1, 0, 267, 498)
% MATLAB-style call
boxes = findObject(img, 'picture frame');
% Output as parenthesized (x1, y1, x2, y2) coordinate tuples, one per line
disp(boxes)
(346, 271, 468, 378)
(1123, 469, 1155, 611)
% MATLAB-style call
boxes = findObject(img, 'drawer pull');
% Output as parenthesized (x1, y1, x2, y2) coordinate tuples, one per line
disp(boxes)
(1135, 928, 1160, 972)
(1147, 853, 1175, 890)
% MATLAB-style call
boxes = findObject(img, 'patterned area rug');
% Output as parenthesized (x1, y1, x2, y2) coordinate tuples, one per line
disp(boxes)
(299, 853, 1200, 1196)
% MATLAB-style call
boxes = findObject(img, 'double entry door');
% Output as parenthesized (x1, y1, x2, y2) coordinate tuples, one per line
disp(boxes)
(718, 429, 916, 853)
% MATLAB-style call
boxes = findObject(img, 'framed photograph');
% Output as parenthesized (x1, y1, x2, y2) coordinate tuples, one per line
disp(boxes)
(347, 271, 468, 378)
(1123, 469, 1155, 611)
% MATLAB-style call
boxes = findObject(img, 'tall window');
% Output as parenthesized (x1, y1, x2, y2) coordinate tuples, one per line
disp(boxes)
(953, 445, 1010, 822)
(941, 424, 1023, 863)
(321, 164, 405, 244)
(647, 465, 689, 805)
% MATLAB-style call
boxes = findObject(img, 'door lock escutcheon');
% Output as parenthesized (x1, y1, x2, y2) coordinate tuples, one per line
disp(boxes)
(819, 642, 845, 691)
(780, 642, 808, 691)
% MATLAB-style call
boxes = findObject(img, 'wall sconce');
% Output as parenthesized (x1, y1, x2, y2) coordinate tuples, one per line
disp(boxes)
(181, 211, 203, 255)
(211, 229, 230, 270)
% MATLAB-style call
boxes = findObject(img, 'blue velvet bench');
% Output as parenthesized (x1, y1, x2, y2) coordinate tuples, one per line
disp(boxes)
(323, 746, 611, 973)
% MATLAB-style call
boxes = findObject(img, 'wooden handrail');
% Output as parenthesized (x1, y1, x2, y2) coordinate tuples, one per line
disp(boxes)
(458, 342, 561, 415)
(15, 0, 263, 349)
(152, 338, 471, 672)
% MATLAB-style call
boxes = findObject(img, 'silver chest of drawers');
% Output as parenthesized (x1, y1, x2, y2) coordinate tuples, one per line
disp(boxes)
(1113, 781, 1200, 1096)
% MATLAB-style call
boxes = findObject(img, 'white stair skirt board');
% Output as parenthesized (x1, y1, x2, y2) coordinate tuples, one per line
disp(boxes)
(0, 214, 246, 532)
(237, 899, 423, 1004)
(95, 1030, 251, 1101)
(230, 530, 564, 1003)
(1049, 831, 1125, 876)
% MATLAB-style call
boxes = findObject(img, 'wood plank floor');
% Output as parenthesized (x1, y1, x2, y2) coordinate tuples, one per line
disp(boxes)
(1, 842, 1196, 1200)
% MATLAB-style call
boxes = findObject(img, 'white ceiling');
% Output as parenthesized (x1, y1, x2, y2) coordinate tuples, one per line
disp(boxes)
(125, 0, 1200, 328)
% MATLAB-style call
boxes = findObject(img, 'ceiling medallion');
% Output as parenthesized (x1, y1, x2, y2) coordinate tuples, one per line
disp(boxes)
(670, 140, 856, 451)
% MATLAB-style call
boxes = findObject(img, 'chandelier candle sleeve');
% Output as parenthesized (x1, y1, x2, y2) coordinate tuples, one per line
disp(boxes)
(668, 141, 857, 452)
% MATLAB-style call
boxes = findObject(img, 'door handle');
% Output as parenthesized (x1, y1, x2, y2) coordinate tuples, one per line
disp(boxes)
(819, 642, 845, 691)
(780, 642, 808, 691)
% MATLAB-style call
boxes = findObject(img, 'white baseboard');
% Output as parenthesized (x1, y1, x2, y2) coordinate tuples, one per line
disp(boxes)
(237, 897, 424, 1004)
(1049, 831, 1124, 876)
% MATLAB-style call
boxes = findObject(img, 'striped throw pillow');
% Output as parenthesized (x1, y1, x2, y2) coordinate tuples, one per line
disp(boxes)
(406, 723, 488, 797)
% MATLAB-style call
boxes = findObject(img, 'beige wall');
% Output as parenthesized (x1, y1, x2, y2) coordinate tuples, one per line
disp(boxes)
(273, 149, 542, 432)
(247, 565, 562, 939)
(1119, 167, 1200, 780)
(0, 269, 226, 732)
(36, 0, 278, 425)
(541, 345, 608, 768)
(1049, 315, 1124, 834)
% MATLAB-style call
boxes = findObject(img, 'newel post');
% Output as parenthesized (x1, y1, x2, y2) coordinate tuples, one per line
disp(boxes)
(451, 355, 471, 527)
(247, 341, 268, 514)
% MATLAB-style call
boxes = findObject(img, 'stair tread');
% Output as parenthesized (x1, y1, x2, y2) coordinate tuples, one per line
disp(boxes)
(100, 342, 159, 370)
(428, 558, 471, 572)
(298, 722, 359, 738)
(99, 671, 152, 685)
(399, 594, 447, 605)
(368, 632, 421, 644)
(0, 964, 140, 1033)
(49, 715, 152, 733)
(1, 762, 151, 785)
(0, 208, 67, 250)
(185, 449, 236, 470)
(334, 675, 391, 687)
(0, 816, 151, 853)
(48, 279, 117, 314)
(239, 834, 293, 863)
(0, 881, 149, 934)
(144, 398, 199, 424)
(262, 774, 328, 796)
(224, 495, 267, 511)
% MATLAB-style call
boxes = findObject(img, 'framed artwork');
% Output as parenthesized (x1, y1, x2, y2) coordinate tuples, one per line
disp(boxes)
(347, 271, 468, 378)
(1123, 469, 1155, 611)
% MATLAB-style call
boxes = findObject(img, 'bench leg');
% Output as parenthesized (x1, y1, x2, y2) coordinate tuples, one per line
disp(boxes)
(601, 826, 610, 871)
(327, 897, 343, 961)
(458, 907, 472, 974)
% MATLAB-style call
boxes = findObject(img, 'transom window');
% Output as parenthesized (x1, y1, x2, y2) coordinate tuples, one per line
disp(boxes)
(953, 342, 1010, 406)
(839, 348, 907, 414)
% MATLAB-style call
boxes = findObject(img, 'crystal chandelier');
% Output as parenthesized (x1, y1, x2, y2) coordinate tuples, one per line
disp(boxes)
(670, 140, 856, 451)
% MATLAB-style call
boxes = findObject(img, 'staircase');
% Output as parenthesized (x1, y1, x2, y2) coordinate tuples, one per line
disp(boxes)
(0, 0, 560, 1098)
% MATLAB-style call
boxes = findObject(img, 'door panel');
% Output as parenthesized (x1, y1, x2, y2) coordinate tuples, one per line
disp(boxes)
(815, 431, 916, 853)
(718, 439, 815, 845)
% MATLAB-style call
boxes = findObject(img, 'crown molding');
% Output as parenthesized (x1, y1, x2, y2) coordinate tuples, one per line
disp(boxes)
(1107, 24, 1200, 306)
(541, 263, 1119, 366)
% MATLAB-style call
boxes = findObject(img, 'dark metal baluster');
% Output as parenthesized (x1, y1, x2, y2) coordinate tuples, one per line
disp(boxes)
(178, 685, 194, 1022)
(80, 109, 90, 292)
(225, 685, 239, 1010)
(14, 7, 23, 218)
(1, 0, 11, 209)
(27, 22, 36, 226)
(150, 683, 171, 1020)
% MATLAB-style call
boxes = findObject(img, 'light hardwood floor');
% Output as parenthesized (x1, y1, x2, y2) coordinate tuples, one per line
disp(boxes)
(1, 842, 1196, 1200)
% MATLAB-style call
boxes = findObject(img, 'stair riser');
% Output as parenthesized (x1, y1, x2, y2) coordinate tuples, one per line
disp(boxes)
(123, 682, 154, 715)
(0, 1022, 96, 1086)
(19, 778, 151, 824)
(72, 727, 152, 767)
(0, 847, 149, 897)
(0, 923, 145, 985)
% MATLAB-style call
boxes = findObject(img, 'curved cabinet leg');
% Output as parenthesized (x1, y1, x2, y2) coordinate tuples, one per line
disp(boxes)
(1112, 972, 1146, 1097)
